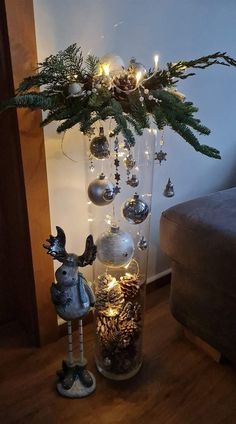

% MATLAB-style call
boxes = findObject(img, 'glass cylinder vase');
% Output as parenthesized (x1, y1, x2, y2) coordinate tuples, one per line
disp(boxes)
(86, 125, 155, 380)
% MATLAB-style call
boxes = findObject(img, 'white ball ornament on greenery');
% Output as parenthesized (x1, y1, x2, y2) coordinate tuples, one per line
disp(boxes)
(96, 224, 135, 268)
(88, 173, 115, 206)
(68, 82, 82, 97)
(122, 193, 149, 225)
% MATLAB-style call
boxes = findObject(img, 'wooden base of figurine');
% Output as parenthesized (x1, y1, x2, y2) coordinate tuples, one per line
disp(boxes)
(56, 360, 96, 398)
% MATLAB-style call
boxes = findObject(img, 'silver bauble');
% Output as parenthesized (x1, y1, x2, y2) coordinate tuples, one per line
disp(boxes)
(129, 58, 147, 77)
(68, 82, 82, 96)
(96, 225, 134, 268)
(88, 173, 115, 206)
(122, 193, 149, 225)
(124, 154, 136, 170)
(90, 127, 110, 159)
(127, 174, 139, 188)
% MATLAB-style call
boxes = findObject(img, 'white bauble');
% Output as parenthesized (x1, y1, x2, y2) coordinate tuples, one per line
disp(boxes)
(100, 53, 124, 74)
(96, 225, 134, 268)
(68, 82, 82, 96)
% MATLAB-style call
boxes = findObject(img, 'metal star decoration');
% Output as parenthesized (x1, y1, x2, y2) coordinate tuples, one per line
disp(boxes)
(155, 149, 167, 165)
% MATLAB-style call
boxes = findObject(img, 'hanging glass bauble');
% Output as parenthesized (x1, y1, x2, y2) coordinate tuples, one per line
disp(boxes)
(122, 193, 149, 225)
(90, 127, 110, 159)
(124, 154, 136, 170)
(127, 174, 139, 188)
(88, 173, 115, 206)
(96, 225, 134, 268)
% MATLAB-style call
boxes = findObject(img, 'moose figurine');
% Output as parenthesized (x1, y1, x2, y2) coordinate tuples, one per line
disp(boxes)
(43, 226, 97, 398)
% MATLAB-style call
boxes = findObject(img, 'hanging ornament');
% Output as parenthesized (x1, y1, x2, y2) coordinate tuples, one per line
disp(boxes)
(155, 150, 167, 165)
(88, 153, 95, 173)
(96, 224, 134, 268)
(163, 178, 175, 197)
(127, 174, 139, 188)
(90, 127, 110, 159)
(113, 137, 121, 195)
(100, 54, 124, 75)
(122, 193, 149, 225)
(137, 236, 148, 251)
(155, 131, 167, 165)
(124, 154, 136, 170)
(88, 173, 115, 206)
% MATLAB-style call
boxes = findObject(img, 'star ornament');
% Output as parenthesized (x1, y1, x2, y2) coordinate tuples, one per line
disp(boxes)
(155, 149, 167, 165)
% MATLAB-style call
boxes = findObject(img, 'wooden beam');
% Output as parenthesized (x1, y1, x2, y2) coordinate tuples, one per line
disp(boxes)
(4, 0, 58, 345)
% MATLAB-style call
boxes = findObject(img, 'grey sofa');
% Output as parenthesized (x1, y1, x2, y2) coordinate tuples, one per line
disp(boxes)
(160, 187, 236, 363)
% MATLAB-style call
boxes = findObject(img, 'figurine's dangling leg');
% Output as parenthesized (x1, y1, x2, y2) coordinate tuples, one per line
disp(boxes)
(67, 320, 74, 366)
(78, 319, 84, 364)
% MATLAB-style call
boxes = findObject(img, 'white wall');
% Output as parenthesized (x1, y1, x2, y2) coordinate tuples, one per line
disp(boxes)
(33, 0, 236, 280)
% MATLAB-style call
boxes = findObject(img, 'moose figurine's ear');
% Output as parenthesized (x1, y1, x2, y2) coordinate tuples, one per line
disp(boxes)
(77, 235, 97, 267)
(43, 226, 68, 262)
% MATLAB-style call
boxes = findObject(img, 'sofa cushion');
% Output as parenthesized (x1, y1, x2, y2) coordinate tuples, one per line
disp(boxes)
(160, 187, 236, 290)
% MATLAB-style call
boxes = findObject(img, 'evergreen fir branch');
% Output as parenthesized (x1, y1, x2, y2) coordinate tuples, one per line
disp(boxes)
(110, 99, 135, 146)
(85, 54, 100, 76)
(56, 112, 85, 133)
(152, 105, 167, 130)
(2, 92, 61, 111)
(128, 94, 150, 129)
(125, 115, 143, 135)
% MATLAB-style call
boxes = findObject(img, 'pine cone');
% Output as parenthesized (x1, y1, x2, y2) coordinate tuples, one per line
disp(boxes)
(113, 72, 136, 92)
(120, 274, 140, 299)
(95, 274, 125, 315)
(96, 315, 120, 350)
(118, 320, 139, 348)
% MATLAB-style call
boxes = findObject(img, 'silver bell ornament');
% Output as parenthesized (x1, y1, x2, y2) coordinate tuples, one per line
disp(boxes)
(163, 178, 175, 198)
(88, 173, 115, 206)
(137, 236, 148, 251)
(122, 193, 149, 225)
(90, 127, 110, 159)
(96, 224, 134, 268)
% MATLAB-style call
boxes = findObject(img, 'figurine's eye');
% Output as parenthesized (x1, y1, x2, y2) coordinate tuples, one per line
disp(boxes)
(62, 271, 67, 275)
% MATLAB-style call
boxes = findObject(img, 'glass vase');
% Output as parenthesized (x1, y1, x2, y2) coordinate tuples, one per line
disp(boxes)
(86, 125, 155, 380)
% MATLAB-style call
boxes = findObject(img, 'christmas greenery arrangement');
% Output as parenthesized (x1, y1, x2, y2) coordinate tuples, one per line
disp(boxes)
(2, 44, 236, 159)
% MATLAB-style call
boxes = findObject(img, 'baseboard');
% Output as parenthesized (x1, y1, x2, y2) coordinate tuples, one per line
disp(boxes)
(147, 268, 172, 285)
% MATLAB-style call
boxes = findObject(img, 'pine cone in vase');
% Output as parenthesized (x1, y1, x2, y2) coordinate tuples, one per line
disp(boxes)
(119, 274, 140, 299)
(113, 72, 136, 93)
(95, 274, 125, 316)
(96, 315, 119, 350)
(118, 319, 139, 349)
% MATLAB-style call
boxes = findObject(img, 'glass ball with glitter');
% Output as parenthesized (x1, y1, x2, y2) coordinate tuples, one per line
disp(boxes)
(96, 224, 134, 268)
(122, 193, 149, 225)
(90, 127, 110, 159)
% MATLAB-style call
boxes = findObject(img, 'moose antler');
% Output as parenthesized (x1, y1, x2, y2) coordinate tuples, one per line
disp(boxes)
(43, 226, 68, 262)
(77, 235, 97, 267)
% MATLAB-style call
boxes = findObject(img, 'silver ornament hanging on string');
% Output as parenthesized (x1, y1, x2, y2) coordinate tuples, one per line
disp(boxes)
(122, 193, 149, 225)
(96, 224, 134, 268)
(88, 173, 115, 206)
(124, 154, 136, 170)
(90, 127, 110, 159)
(163, 178, 175, 197)
(137, 236, 148, 251)
(127, 174, 139, 188)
